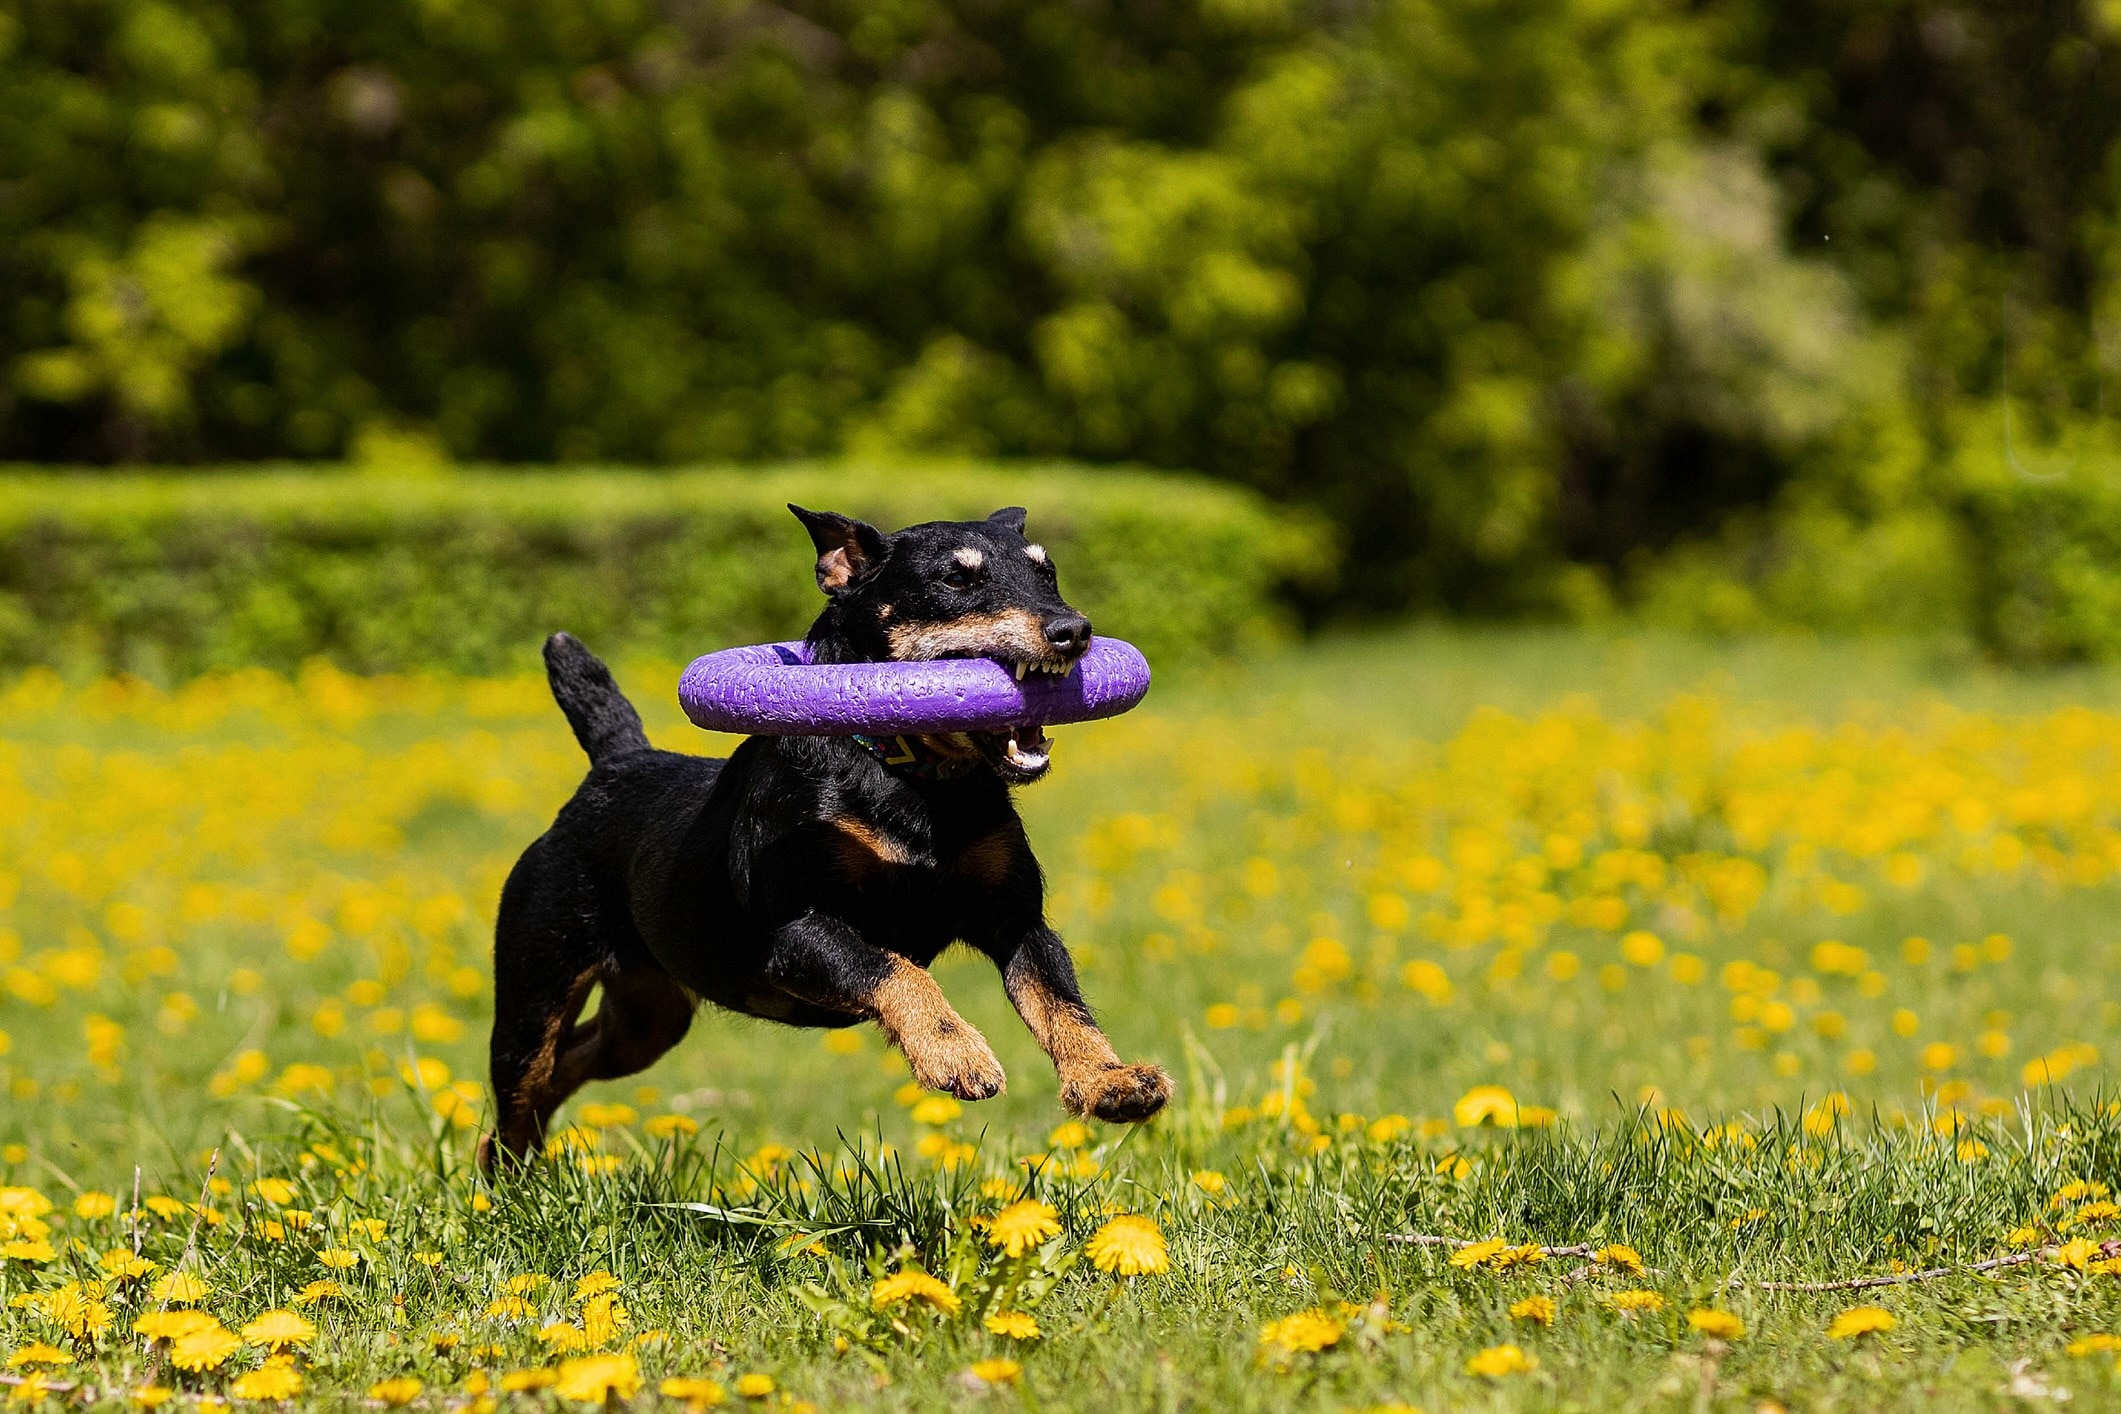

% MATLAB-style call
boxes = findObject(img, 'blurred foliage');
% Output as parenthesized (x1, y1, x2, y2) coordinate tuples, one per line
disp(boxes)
(0, 463, 1332, 677)
(5, 0, 2121, 639)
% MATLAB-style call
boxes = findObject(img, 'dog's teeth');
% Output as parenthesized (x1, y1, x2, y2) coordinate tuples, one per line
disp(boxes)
(1014, 662, 1027, 681)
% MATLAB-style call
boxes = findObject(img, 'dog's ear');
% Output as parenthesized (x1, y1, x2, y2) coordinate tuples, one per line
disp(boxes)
(789, 505, 888, 595)
(985, 506, 1027, 536)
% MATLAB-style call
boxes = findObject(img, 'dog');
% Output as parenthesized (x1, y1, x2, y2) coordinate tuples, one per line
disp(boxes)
(479, 504, 1173, 1170)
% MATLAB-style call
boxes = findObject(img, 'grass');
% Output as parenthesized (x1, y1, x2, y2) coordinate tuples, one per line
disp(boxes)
(9, 627, 2121, 1408)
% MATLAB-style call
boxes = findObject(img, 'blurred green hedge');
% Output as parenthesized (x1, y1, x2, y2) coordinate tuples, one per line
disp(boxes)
(0, 465, 1334, 679)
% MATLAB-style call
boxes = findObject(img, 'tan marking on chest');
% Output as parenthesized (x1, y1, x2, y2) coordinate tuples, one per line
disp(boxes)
(956, 825, 1026, 886)
(827, 815, 915, 879)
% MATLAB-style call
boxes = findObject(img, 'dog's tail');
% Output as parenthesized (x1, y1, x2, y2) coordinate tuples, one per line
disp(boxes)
(544, 633, 650, 763)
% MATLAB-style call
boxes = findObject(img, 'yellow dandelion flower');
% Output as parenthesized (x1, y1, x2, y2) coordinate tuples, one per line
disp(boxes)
(316, 1248, 359, 1271)
(1449, 1239, 1508, 1270)
(484, 1295, 534, 1320)
(1453, 1085, 1523, 1128)
(645, 1114, 699, 1140)
(1085, 1214, 1168, 1275)
(554, 1352, 640, 1404)
(239, 1310, 317, 1350)
(910, 1095, 962, 1126)
(1826, 1306, 1896, 1340)
(1, 1240, 56, 1264)
(573, 1270, 621, 1302)
(2055, 1238, 2101, 1271)
(130, 1387, 174, 1408)
(659, 1376, 727, 1408)
(1466, 1344, 1535, 1377)
(231, 1358, 305, 1401)
(0, 1190, 51, 1220)
(251, 1178, 298, 1207)
(1593, 1244, 1644, 1274)
(987, 1199, 1062, 1258)
(1609, 1290, 1665, 1313)
(966, 1358, 1021, 1385)
(368, 1377, 423, 1406)
(100, 1249, 156, 1280)
(136, 1310, 220, 1342)
(2068, 1334, 2121, 1356)
(169, 1325, 242, 1372)
(537, 1321, 589, 1352)
(1687, 1308, 1745, 1340)
(1191, 1170, 1227, 1195)
(984, 1310, 1040, 1340)
(1366, 1114, 1412, 1142)
(870, 1269, 960, 1315)
(8, 1373, 56, 1405)
(5, 1343, 70, 1369)
(1508, 1295, 1555, 1325)
(735, 1373, 776, 1399)
(38, 1283, 111, 1338)
(72, 1192, 116, 1220)
(581, 1292, 629, 1345)
(290, 1280, 341, 1307)
(150, 1271, 209, 1305)
(2007, 1225, 2042, 1246)
(1259, 1308, 1345, 1357)
(500, 1369, 557, 1392)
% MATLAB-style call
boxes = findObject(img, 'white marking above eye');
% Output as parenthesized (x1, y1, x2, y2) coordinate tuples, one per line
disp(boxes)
(1025, 544, 1046, 563)
(954, 547, 984, 570)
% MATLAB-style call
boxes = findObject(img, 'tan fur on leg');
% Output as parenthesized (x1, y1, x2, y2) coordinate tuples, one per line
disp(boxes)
(869, 955, 1006, 1101)
(1008, 972, 1171, 1122)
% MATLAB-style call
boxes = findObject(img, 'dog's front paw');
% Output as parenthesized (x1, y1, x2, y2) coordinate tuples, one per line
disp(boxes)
(1063, 1063, 1171, 1123)
(906, 1026, 1007, 1102)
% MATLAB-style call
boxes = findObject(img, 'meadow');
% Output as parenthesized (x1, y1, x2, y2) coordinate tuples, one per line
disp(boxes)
(11, 629, 2121, 1409)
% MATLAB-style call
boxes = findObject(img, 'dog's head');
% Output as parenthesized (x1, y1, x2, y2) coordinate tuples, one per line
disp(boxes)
(791, 504, 1089, 784)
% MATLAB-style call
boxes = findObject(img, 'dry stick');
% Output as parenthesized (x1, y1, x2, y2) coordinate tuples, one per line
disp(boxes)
(1741, 1248, 2049, 1293)
(1385, 1231, 2119, 1293)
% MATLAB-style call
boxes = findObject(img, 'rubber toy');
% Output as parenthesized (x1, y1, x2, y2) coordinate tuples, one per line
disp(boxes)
(678, 636, 1151, 737)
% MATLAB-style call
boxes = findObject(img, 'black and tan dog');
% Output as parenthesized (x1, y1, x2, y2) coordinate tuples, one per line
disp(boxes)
(479, 505, 1172, 1170)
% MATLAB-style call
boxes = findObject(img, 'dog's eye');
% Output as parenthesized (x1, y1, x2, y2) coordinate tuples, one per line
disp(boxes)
(942, 567, 977, 590)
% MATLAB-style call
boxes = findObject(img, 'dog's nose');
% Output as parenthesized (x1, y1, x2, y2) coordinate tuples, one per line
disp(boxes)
(1043, 614, 1091, 655)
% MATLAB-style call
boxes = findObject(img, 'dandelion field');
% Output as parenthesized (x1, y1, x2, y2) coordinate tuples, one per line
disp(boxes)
(13, 631, 2121, 1408)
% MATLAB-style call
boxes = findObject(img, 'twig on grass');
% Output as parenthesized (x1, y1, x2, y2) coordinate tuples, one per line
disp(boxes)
(1384, 1231, 2121, 1293)
(1741, 1246, 2067, 1292)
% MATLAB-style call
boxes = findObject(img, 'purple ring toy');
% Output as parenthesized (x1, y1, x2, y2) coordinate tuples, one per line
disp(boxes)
(678, 636, 1152, 737)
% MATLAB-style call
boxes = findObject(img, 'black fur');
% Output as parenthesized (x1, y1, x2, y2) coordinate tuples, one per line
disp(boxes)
(480, 507, 1171, 1170)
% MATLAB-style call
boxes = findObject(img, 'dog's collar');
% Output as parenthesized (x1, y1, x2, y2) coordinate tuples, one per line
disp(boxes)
(849, 733, 981, 781)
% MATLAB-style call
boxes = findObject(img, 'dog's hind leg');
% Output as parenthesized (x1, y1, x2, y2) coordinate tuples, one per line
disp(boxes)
(481, 836, 609, 1173)
(544, 964, 695, 1100)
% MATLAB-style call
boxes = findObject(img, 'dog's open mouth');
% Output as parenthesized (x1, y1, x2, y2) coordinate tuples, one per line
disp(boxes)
(972, 721, 1051, 782)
